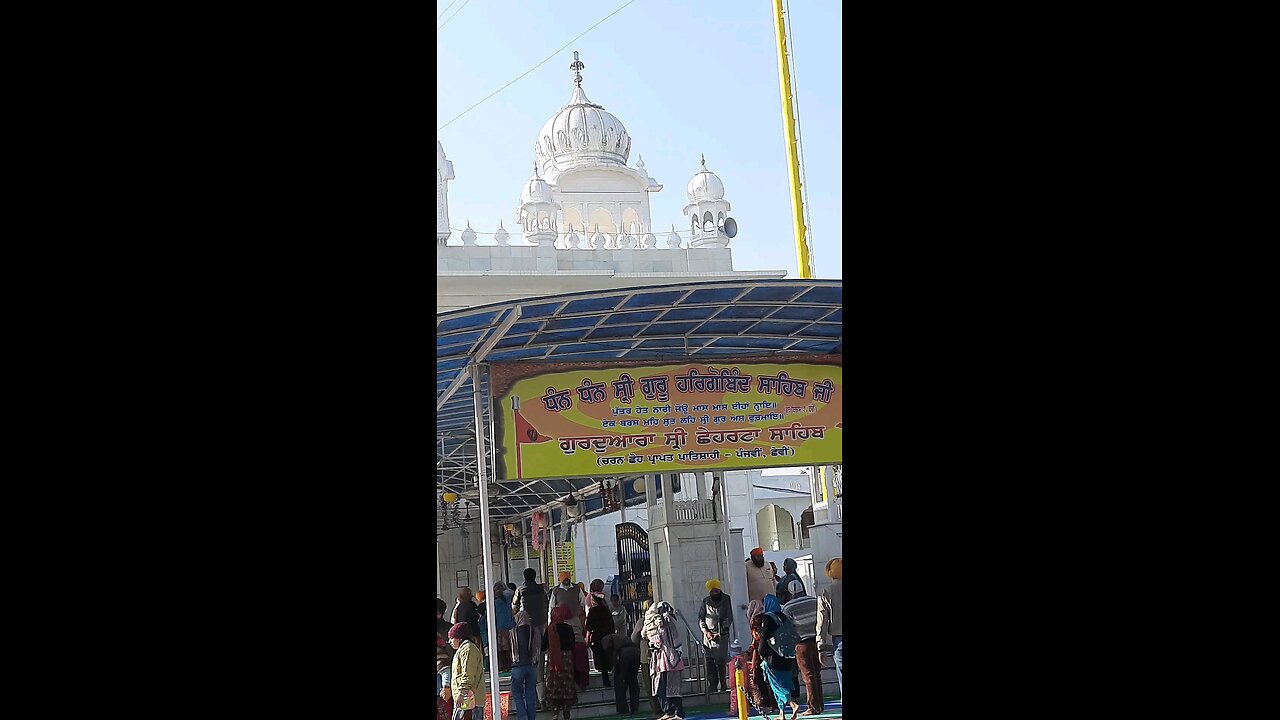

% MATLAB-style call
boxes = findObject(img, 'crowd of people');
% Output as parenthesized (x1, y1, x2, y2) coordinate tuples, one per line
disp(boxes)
(435, 552, 842, 720)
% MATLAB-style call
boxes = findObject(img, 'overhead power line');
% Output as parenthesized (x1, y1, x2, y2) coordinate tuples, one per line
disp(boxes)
(437, 0, 458, 20)
(437, 0, 641, 133)
(438, 0, 474, 30)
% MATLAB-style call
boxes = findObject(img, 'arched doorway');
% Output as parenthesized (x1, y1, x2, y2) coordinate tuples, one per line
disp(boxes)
(800, 508, 815, 549)
(756, 504, 798, 551)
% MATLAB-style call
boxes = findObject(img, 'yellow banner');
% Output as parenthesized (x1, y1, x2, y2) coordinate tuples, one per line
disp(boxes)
(490, 356, 842, 480)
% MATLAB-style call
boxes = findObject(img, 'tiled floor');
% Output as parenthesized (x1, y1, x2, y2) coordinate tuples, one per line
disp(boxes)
(596, 697, 843, 720)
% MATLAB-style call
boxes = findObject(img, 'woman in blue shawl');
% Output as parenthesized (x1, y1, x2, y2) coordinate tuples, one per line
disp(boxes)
(756, 595, 801, 720)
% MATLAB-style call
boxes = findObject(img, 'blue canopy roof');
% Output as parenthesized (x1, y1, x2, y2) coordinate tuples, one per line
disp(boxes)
(436, 278, 842, 524)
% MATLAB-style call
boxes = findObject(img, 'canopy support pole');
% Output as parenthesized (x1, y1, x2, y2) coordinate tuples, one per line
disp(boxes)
(471, 363, 502, 720)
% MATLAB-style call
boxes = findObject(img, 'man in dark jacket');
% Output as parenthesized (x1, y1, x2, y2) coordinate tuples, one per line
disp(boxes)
(511, 568, 548, 704)
(604, 629, 641, 713)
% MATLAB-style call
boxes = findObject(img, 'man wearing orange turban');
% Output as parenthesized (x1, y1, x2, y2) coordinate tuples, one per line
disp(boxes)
(745, 548, 779, 603)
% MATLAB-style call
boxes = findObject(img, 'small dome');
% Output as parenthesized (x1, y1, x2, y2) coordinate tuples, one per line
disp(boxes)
(687, 157, 725, 202)
(520, 173, 554, 205)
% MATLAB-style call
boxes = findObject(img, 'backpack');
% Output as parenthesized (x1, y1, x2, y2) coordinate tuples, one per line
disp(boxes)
(764, 611, 799, 659)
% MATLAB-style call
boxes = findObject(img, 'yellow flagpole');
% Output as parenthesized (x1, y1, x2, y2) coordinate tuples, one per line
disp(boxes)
(772, 0, 812, 279)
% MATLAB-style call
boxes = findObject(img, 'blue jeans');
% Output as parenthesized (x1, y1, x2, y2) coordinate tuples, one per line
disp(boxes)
(833, 635, 843, 700)
(510, 664, 538, 720)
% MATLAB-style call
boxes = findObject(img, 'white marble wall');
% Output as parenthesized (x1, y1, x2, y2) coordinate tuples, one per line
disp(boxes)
(435, 244, 734, 275)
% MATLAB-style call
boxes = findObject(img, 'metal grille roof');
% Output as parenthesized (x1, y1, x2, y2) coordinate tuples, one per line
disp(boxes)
(436, 278, 842, 525)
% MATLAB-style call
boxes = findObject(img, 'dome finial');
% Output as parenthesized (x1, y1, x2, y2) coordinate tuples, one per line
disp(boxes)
(701, 153, 706, 170)
(570, 50, 585, 87)
(534, 162, 539, 179)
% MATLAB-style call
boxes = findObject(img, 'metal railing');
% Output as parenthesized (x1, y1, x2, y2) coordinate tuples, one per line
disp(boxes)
(673, 611, 711, 701)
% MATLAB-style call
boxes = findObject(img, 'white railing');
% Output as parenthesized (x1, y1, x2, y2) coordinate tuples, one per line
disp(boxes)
(672, 499, 715, 522)
(651, 499, 717, 527)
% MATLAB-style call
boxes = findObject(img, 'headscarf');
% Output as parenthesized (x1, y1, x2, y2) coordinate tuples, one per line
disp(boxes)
(548, 606, 569, 671)
(746, 599, 763, 624)
(654, 602, 681, 658)
(762, 594, 782, 614)
(706, 579, 722, 592)
(783, 558, 798, 573)
(642, 599, 664, 641)
(448, 622, 470, 640)
(559, 571, 571, 583)
(475, 590, 487, 603)
(495, 581, 508, 598)
(825, 557, 843, 580)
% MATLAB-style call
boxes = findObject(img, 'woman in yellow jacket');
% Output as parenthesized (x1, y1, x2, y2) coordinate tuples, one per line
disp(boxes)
(449, 623, 486, 720)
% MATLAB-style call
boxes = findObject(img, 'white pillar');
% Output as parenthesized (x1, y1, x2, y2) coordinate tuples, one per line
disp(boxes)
(470, 364, 502, 720)
(661, 472, 675, 523)
(714, 469, 737, 642)
(551, 515, 559, 583)
(728, 527, 750, 648)
(583, 514, 592, 584)
(524, 533, 530, 570)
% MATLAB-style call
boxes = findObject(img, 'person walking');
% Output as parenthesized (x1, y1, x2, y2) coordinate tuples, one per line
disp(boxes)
(746, 548, 780, 604)
(698, 579, 733, 692)
(609, 594, 627, 636)
(549, 573, 588, 688)
(449, 622, 486, 720)
(775, 558, 807, 599)
(604, 626, 641, 714)
(452, 588, 482, 646)
(816, 558, 842, 701)
(512, 568, 549, 706)
(645, 601, 686, 720)
(542, 606, 579, 720)
(758, 595, 801, 720)
(633, 600, 662, 715)
(475, 590, 490, 672)
(585, 593, 616, 686)
(510, 611, 539, 720)
(437, 598, 456, 699)
(781, 587, 822, 715)
(746, 600, 777, 715)
(492, 582, 516, 673)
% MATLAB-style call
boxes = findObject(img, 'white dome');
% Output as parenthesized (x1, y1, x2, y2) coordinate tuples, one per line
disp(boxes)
(687, 169, 725, 202)
(520, 173, 554, 205)
(535, 81, 631, 173)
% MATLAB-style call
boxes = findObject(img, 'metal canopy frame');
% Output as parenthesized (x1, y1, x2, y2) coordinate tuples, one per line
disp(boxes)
(436, 278, 843, 529)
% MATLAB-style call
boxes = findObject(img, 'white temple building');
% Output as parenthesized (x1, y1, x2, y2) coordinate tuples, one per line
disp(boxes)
(436, 53, 842, 651)
(437, 51, 787, 313)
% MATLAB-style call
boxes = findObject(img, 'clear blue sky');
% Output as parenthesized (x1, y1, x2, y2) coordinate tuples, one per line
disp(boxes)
(437, 0, 843, 280)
